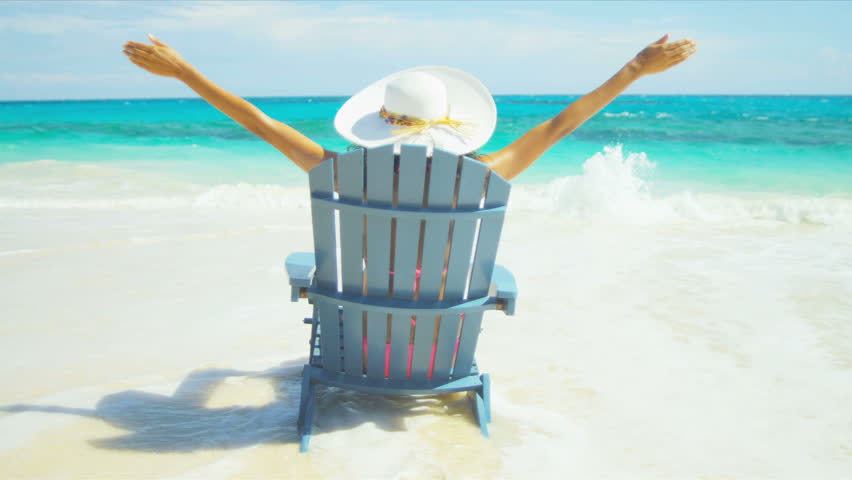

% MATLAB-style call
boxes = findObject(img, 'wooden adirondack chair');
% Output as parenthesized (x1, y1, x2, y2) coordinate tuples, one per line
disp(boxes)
(285, 144, 517, 452)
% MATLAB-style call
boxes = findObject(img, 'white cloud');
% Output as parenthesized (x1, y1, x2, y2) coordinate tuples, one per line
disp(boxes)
(10, 1, 845, 95)
(0, 2, 711, 96)
(1, 72, 140, 84)
(124, 2, 652, 60)
(630, 16, 689, 28)
(0, 2, 678, 65)
(818, 47, 851, 79)
(0, 14, 118, 35)
(819, 46, 852, 63)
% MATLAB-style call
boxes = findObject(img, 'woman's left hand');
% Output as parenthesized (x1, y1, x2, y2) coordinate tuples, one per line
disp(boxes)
(631, 34, 697, 76)
(123, 34, 190, 79)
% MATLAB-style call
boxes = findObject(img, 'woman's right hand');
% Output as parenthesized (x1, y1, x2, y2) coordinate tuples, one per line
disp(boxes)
(123, 34, 189, 79)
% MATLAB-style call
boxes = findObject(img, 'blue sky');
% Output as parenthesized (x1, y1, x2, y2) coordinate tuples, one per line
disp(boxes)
(1, 0, 850, 100)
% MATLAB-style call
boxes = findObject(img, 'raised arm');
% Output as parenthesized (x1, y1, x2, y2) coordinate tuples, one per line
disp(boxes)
(481, 34, 696, 181)
(123, 34, 334, 172)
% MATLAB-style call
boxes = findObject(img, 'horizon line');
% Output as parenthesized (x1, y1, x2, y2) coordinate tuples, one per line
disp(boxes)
(2, 93, 851, 103)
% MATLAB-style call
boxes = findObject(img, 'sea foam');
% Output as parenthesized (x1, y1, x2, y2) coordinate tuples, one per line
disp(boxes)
(511, 145, 852, 226)
(2, 153, 852, 226)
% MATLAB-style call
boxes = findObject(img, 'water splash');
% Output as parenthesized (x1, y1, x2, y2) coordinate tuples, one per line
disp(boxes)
(3, 153, 852, 225)
(512, 145, 852, 226)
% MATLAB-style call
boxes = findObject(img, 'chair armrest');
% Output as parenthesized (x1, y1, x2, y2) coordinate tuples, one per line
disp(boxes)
(491, 264, 517, 315)
(285, 252, 315, 302)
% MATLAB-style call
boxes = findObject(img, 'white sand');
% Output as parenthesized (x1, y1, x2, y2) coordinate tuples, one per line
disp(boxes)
(1, 192, 851, 479)
(3, 143, 852, 479)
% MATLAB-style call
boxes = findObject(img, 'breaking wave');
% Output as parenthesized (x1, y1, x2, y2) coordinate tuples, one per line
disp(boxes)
(511, 145, 852, 226)
(2, 152, 851, 226)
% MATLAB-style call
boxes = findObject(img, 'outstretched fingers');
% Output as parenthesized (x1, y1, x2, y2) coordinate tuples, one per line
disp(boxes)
(664, 38, 697, 64)
(124, 48, 154, 60)
(128, 57, 153, 69)
(669, 45, 696, 62)
(670, 42, 695, 54)
(122, 50, 143, 64)
(664, 38, 695, 51)
(634, 34, 697, 75)
(124, 41, 154, 52)
(122, 35, 186, 78)
(123, 46, 153, 66)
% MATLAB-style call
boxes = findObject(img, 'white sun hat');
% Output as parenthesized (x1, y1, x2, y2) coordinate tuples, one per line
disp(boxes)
(334, 66, 497, 155)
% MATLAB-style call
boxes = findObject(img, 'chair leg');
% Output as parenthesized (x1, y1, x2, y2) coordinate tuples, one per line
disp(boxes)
(297, 367, 310, 431)
(299, 382, 316, 453)
(481, 373, 491, 424)
(467, 378, 490, 439)
(473, 389, 489, 438)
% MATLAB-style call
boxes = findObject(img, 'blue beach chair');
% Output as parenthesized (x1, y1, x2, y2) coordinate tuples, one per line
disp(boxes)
(286, 144, 517, 452)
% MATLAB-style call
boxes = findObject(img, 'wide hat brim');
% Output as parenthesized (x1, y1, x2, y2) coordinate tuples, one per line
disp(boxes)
(334, 66, 496, 155)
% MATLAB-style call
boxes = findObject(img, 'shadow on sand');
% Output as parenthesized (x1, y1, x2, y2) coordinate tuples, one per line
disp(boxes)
(1, 362, 470, 452)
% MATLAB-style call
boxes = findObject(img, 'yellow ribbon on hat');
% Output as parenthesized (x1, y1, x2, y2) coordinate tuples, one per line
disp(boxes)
(379, 106, 476, 137)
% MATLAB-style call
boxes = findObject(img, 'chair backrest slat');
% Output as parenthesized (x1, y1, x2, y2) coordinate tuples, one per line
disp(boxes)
(309, 160, 338, 292)
(418, 148, 458, 302)
(317, 301, 341, 373)
(453, 174, 511, 377)
(363, 146, 395, 377)
(451, 311, 483, 377)
(309, 160, 343, 373)
(387, 145, 428, 380)
(341, 305, 363, 376)
(337, 149, 365, 295)
(409, 149, 459, 381)
(365, 311, 386, 377)
(468, 173, 511, 298)
(364, 145, 395, 297)
(409, 314, 438, 380)
(336, 150, 366, 376)
(432, 313, 462, 379)
(392, 144, 428, 299)
(442, 158, 488, 301)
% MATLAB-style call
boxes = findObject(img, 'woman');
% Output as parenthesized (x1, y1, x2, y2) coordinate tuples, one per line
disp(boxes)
(123, 33, 696, 180)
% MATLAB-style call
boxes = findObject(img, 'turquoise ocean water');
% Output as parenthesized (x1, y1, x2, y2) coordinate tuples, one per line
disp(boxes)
(1, 95, 850, 197)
